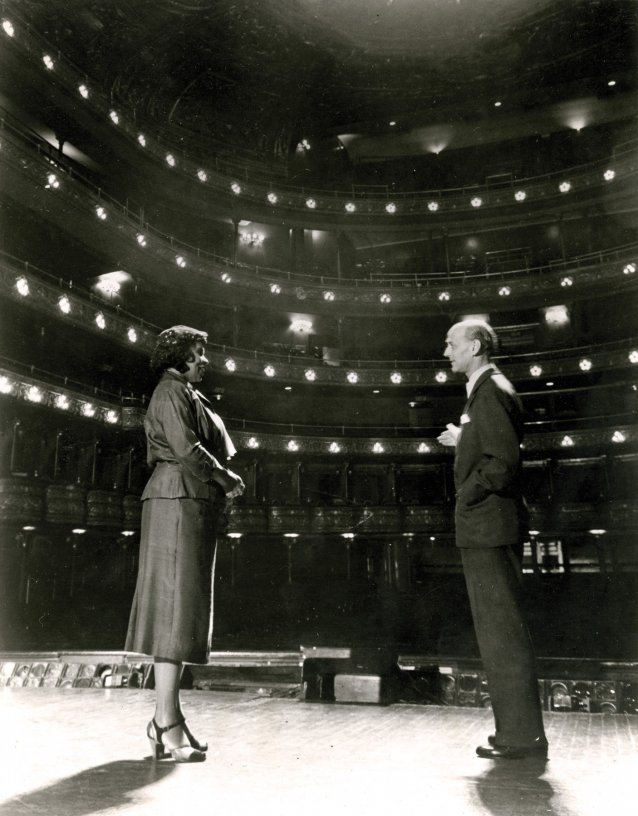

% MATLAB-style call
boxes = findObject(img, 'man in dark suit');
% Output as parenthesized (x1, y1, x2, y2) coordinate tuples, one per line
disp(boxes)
(438, 319, 547, 759)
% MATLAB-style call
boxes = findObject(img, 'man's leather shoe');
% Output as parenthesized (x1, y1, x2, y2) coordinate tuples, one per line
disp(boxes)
(476, 740, 548, 760)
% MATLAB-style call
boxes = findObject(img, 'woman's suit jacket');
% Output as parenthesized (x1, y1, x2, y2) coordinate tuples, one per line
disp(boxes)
(141, 370, 235, 502)
(453, 367, 525, 548)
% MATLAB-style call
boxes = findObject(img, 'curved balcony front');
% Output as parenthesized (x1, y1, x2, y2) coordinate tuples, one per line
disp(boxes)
(2, 130, 637, 316)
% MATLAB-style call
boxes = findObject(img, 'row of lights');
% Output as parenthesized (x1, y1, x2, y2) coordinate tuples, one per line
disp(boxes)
(224, 174, 616, 214)
(14, 268, 638, 386)
(560, 430, 627, 447)
(529, 349, 638, 378)
(40, 166, 637, 303)
(225, 353, 638, 385)
(243, 436, 433, 454)
(224, 357, 451, 384)
(209, 256, 633, 304)
(14, 276, 140, 343)
(2, 367, 629, 449)
(13, 267, 638, 386)
(3, 18, 620, 218)
(244, 432, 630, 453)
(0, 375, 119, 424)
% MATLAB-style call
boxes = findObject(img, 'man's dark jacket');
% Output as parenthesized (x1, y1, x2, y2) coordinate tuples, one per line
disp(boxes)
(453, 367, 525, 548)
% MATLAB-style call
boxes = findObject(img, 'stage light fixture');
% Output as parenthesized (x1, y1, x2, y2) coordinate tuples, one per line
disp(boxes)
(225, 358, 236, 372)
(78, 84, 89, 98)
(15, 276, 29, 296)
(544, 305, 569, 325)
(428, 201, 439, 212)
(306, 198, 317, 209)
(109, 110, 120, 125)
(438, 291, 450, 301)
(380, 293, 391, 303)
(498, 286, 511, 296)
(105, 410, 119, 424)
(82, 403, 96, 417)
(624, 263, 636, 275)
(43, 54, 54, 70)
(345, 202, 356, 212)
(264, 365, 276, 377)
(197, 169, 207, 182)
(137, 133, 146, 146)
(561, 435, 574, 447)
(221, 273, 232, 283)
(385, 202, 396, 213)
(231, 182, 242, 194)
(175, 255, 186, 267)
(165, 153, 176, 167)
(346, 371, 359, 384)
(136, 233, 147, 246)
(55, 394, 70, 410)
(579, 358, 593, 371)
(304, 369, 317, 381)
(2, 20, 15, 37)
(95, 206, 107, 220)
(629, 350, 638, 364)
(530, 365, 543, 377)
(290, 318, 312, 333)
(603, 169, 615, 181)
(372, 442, 385, 453)
(267, 192, 278, 204)
(390, 372, 402, 384)
(323, 291, 335, 301)
(58, 295, 71, 314)
(514, 190, 526, 201)
(559, 181, 571, 193)
(270, 283, 281, 294)
(127, 327, 138, 343)
(329, 442, 341, 453)
(612, 431, 626, 443)
(27, 386, 42, 403)
(418, 443, 430, 453)
(45, 173, 60, 189)
(435, 371, 447, 383)
(247, 437, 259, 448)
(0, 376, 14, 394)
(287, 440, 299, 451)
(471, 197, 482, 208)
(561, 276, 573, 287)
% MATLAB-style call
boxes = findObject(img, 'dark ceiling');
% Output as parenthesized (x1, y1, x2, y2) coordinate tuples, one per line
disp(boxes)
(8, 0, 638, 164)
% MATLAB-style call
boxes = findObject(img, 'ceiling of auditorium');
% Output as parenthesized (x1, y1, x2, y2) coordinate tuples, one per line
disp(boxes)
(8, 0, 637, 163)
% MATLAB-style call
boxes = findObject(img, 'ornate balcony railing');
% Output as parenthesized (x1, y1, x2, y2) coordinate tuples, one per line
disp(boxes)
(3, 253, 638, 390)
(1, 363, 636, 457)
(2, 121, 637, 315)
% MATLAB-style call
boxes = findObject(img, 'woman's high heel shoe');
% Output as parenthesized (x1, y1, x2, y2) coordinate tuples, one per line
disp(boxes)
(177, 717, 208, 753)
(147, 719, 206, 763)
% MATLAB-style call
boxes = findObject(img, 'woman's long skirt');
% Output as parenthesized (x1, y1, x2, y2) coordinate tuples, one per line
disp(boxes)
(125, 497, 219, 664)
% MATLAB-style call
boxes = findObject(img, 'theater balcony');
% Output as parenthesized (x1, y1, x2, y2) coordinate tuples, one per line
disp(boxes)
(0, 0, 637, 674)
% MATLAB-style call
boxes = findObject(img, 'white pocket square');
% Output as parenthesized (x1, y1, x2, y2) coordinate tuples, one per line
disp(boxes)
(460, 413, 471, 424)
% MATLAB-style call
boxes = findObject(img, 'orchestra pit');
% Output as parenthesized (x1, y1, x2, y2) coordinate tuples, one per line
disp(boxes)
(0, 2, 636, 814)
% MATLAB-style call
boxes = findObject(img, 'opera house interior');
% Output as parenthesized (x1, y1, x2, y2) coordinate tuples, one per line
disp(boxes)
(0, 1, 637, 812)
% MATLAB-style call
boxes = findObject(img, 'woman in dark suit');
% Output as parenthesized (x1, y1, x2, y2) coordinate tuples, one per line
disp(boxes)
(126, 325, 244, 762)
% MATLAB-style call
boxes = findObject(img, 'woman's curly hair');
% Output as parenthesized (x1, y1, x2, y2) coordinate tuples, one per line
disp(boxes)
(150, 325, 208, 377)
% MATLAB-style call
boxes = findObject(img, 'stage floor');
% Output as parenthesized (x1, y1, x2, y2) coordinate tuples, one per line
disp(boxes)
(1, 688, 636, 816)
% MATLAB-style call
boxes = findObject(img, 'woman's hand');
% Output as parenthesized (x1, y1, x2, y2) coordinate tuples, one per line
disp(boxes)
(213, 468, 245, 498)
